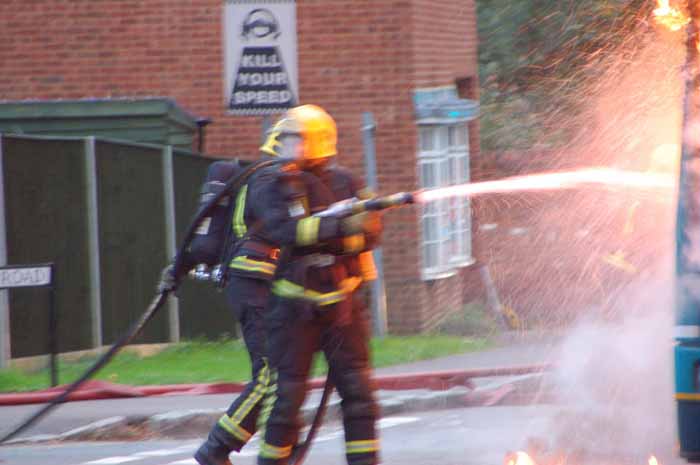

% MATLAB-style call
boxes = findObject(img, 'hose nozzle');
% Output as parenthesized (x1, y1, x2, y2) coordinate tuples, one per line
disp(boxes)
(316, 191, 415, 218)
(362, 192, 415, 212)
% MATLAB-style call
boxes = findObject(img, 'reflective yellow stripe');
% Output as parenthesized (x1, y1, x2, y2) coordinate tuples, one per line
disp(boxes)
(343, 234, 365, 253)
(217, 415, 253, 442)
(257, 371, 277, 433)
(272, 277, 362, 306)
(217, 358, 269, 443)
(229, 256, 276, 275)
(233, 185, 248, 238)
(273, 280, 315, 301)
(296, 216, 320, 246)
(677, 393, 700, 401)
(346, 439, 380, 454)
(229, 359, 270, 425)
(229, 262, 276, 274)
(358, 251, 377, 281)
(315, 290, 346, 306)
(260, 441, 293, 459)
(272, 280, 302, 296)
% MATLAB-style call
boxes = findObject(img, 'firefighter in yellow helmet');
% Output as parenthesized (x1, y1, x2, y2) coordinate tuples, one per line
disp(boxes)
(249, 104, 382, 465)
(193, 107, 334, 465)
(260, 104, 337, 166)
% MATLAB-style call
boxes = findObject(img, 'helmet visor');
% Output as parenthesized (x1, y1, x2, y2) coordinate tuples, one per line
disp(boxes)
(277, 134, 303, 160)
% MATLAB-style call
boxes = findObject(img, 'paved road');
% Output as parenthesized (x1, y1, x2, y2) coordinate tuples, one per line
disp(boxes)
(1, 325, 681, 465)
(0, 341, 554, 440)
(1, 406, 560, 465)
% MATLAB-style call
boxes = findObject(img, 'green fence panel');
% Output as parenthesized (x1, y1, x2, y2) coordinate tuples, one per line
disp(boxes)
(2, 135, 245, 358)
(3, 135, 92, 356)
(95, 140, 170, 344)
(172, 150, 235, 340)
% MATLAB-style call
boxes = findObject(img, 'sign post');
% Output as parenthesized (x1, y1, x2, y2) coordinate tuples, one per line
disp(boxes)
(361, 113, 388, 337)
(224, 0, 298, 115)
(0, 263, 57, 386)
(0, 134, 8, 370)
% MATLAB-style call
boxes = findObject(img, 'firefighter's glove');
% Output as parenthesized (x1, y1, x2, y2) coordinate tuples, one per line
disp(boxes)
(157, 264, 179, 294)
(340, 211, 382, 237)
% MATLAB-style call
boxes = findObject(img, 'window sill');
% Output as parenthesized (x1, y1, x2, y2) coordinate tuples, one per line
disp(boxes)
(421, 268, 457, 282)
(450, 258, 476, 269)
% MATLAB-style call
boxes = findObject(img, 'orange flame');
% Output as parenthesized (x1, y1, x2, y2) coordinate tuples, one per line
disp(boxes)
(505, 451, 537, 465)
(649, 455, 660, 465)
(653, 0, 690, 31)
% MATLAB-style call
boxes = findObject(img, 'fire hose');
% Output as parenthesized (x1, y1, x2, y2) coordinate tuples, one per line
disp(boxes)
(314, 191, 415, 218)
(0, 159, 278, 445)
(0, 165, 417, 461)
(190, 191, 417, 463)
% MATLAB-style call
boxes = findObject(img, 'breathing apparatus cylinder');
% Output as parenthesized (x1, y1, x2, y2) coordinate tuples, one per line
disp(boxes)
(188, 160, 241, 268)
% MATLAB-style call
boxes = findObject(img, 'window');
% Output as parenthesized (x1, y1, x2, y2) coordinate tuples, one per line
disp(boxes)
(456, 76, 476, 100)
(418, 123, 474, 280)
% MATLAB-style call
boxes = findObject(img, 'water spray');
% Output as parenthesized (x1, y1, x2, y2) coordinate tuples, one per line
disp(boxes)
(314, 167, 673, 220)
(417, 168, 673, 203)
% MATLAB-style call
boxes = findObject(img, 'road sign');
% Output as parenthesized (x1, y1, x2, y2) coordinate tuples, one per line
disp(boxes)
(0, 263, 58, 386)
(224, 0, 298, 115)
(0, 264, 52, 289)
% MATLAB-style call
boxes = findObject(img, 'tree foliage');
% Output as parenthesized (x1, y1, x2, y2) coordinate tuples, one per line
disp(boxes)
(477, 0, 652, 152)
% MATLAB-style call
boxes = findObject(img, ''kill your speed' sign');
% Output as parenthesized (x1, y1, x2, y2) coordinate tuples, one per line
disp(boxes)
(224, 0, 299, 115)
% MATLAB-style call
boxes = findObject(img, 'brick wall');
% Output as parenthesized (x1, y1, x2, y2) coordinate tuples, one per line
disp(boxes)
(412, 0, 479, 87)
(0, 0, 480, 333)
(0, 0, 424, 158)
(0, 0, 260, 156)
(384, 0, 481, 333)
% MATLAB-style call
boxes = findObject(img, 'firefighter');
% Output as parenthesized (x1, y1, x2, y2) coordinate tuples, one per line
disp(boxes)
(189, 105, 379, 465)
(244, 104, 382, 465)
(188, 164, 284, 464)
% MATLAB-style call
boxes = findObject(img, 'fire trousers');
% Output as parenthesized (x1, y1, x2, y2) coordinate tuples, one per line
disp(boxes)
(258, 295, 379, 465)
(207, 276, 271, 452)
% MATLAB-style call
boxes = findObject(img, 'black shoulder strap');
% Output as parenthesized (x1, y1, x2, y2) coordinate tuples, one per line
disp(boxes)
(215, 159, 283, 287)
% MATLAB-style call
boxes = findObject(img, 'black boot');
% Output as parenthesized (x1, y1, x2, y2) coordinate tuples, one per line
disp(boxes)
(194, 434, 233, 465)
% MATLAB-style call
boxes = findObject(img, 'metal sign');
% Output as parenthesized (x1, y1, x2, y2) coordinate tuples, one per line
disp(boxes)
(0, 263, 58, 386)
(224, 0, 298, 115)
(0, 264, 52, 289)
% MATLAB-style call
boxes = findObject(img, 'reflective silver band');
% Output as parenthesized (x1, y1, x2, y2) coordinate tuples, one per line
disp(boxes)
(675, 325, 700, 338)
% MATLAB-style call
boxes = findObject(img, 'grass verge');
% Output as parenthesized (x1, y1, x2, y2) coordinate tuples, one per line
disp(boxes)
(0, 335, 490, 393)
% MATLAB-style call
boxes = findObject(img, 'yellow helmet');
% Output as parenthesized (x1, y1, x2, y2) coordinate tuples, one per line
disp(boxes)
(260, 104, 337, 163)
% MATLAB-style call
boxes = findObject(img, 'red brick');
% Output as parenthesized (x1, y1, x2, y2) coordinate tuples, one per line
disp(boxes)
(0, 0, 480, 333)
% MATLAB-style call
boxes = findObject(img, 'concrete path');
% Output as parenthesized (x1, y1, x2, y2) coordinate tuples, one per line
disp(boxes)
(0, 337, 557, 442)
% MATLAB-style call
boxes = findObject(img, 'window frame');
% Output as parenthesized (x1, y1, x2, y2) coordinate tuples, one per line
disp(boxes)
(417, 122, 475, 281)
